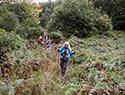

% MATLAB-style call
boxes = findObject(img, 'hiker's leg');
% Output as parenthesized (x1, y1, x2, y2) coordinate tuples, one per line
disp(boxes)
(60, 58, 63, 68)
(62, 58, 68, 76)
(60, 58, 64, 75)
(49, 46, 51, 50)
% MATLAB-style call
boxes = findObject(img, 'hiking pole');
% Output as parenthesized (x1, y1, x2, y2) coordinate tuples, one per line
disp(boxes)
(57, 45, 60, 65)
(56, 44, 59, 64)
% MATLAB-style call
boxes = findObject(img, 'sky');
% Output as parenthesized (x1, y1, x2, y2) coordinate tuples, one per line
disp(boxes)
(36, 0, 56, 3)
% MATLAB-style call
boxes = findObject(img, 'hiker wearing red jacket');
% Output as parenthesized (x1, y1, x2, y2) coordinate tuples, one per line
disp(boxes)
(38, 35, 44, 45)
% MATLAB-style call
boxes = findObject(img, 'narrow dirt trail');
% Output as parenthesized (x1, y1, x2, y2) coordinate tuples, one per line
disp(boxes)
(36, 43, 66, 87)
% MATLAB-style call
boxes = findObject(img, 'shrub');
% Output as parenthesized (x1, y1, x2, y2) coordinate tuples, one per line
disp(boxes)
(0, 11, 19, 31)
(49, 31, 62, 43)
(91, 0, 125, 30)
(16, 25, 36, 39)
(0, 28, 25, 62)
(16, 25, 46, 39)
(35, 26, 46, 36)
(95, 14, 113, 34)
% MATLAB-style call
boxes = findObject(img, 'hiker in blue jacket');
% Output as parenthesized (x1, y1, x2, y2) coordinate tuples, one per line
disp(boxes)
(57, 42, 75, 76)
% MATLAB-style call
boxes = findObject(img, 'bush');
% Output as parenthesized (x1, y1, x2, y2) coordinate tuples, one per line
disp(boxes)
(96, 14, 113, 34)
(47, 0, 112, 37)
(91, 0, 125, 30)
(16, 25, 36, 39)
(0, 11, 19, 31)
(0, 28, 25, 62)
(35, 26, 46, 36)
(16, 25, 46, 39)
(49, 31, 62, 43)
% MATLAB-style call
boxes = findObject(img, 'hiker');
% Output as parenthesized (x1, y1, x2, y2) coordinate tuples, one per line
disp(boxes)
(46, 39, 51, 50)
(58, 40, 63, 48)
(38, 35, 44, 45)
(57, 42, 74, 76)
(45, 34, 48, 42)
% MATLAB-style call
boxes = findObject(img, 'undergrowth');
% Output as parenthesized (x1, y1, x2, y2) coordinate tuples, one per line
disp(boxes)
(0, 31, 125, 95)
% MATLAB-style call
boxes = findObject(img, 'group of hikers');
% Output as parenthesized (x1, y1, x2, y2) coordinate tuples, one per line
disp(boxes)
(38, 34, 75, 77)
(38, 34, 51, 50)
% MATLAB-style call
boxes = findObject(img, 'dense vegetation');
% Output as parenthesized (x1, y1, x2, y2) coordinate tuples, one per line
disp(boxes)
(90, 0, 125, 30)
(0, 0, 124, 95)
(47, 0, 112, 37)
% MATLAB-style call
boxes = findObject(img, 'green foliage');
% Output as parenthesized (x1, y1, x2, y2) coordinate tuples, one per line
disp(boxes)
(0, 11, 19, 31)
(39, 2, 55, 28)
(0, 1, 41, 26)
(0, 0, 124, 94)
(39, 0, 62, 28)
(91, 0, 125, 30)
(96, 14, 112, 33)
(0, 1, 42, 38)
(69, 31, 124, 66)
(35, 26, 46, 36)
(47, 0, 112, 37)
(0, 31, 124, 95)
(16, 25, 35, 39)
(16, 25, 46, 39)
(49, 31, 62, 43)
(0, 28, 26, 62)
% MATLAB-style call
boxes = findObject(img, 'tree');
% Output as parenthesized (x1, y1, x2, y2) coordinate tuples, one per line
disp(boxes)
(47, 0, 112, 37)
(55, 0, 63, 6)
(0, 0, 42, 38)
(90, 0, 125, 30)
(38, 0, 63, 28)
(39, 1, 55, 28)
(0, 11, 19, 31)
(0, 0, 42, 26)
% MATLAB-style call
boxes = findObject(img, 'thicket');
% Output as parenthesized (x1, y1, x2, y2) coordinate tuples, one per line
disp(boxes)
(0, 1, 43, 39)
(0, 0, 44, 64)
(39, 0, 62, 28)
(39, 1, 55, 28)
(0, 11, 19, 31)
(0, 28, 26, 63)
(47, 0, 112, 37)
(49, 31, 63, 43)
(90, 0, 125, 30)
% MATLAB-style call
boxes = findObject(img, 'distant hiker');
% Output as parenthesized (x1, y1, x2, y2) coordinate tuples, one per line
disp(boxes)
(46, 39, 51, 50)
(45, 34, 48, 42)
(57, 42, 75, 76)
(38, 35, 42, 43)
(38, 35, 44, 45)
(58, 40, 63, 48)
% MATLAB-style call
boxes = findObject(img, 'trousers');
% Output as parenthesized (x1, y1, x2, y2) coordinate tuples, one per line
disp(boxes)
(60, 58, 69, 76)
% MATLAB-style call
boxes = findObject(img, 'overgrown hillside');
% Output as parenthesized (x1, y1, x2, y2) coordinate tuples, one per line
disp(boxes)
(0, 0, 125, 95)
(0, 31, 124, 95)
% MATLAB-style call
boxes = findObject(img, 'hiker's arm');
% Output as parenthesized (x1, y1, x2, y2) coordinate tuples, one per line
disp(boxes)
(57, 46, 64, 52)
(69, 49, 76, 55)
(72, 50, 76, 54)
(69, 48, 73, 55)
